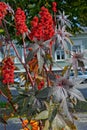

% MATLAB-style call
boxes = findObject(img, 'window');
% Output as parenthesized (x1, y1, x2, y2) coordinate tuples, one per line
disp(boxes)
(72, 45, 81, 53)
(55, 47, 65, 61)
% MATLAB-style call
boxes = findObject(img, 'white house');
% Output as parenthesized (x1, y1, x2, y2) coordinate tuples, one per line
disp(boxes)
(0, 28, 87, 72)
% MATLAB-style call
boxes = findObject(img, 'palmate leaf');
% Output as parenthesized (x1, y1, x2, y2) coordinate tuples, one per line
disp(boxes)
(49, 107, 57, 124)
(43, 120, 49, 130)
(52, 87, 68, 102)
(57, 11, 72, 28)
(51, 114, 66, 130)
(36, 87, 51, 99)
(35, 110, 48, 120)
(68, 88, 86, 102)
(13, 91, 36, 116)
(51, 113, 77, 130)
(19, 97, 30, 115)
(60, 99, 73, 122)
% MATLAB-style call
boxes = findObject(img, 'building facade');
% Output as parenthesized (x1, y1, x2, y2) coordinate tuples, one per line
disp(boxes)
(52, 30, 87, 72)
(0, 30, 87, 73)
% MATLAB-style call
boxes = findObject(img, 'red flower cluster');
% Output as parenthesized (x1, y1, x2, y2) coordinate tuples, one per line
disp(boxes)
(14, 8, 28, 35)
(37, 80, 44, 90)
(29, 6, 54, 41)
(0, 2, 8, 24)
(2, 57, 15, 84)
(52, 2, 57, 12)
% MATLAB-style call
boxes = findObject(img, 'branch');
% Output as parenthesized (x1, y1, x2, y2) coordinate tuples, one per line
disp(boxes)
(0, 89, 30, 130)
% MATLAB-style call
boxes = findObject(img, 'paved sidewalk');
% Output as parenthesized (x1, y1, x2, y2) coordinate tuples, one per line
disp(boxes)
(0, 118, 22, 130)
(0, 113, 87, 130)
(74, 113, 87, 130)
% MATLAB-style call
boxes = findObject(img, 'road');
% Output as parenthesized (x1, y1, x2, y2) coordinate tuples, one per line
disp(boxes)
(0, 118, 22, 130)
(74, 113, 87, 130)
(0, 87, 19, 102)
(0, 116, 87, 130)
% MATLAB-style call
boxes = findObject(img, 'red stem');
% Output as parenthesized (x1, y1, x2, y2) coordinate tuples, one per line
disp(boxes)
(43, 64, 50, 87)
(11, 42, 34, 87)
(1, 90, 29, 130)
(2, 19, 34, 87)
(4, 124, 6, 130)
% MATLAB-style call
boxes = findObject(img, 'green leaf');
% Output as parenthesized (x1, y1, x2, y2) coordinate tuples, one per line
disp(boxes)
(52, 114, 66, 130)
(20, 98, 30, 114)
(49, 107, 57, 123)
(0, 29, 4, 33)
(36, 87, 51, 99)
(43, 120, 50, 130)
(35, 110, 48, 120)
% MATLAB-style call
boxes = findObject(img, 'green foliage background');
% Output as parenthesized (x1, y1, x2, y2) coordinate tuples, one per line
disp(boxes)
(1, 0, 87, 34)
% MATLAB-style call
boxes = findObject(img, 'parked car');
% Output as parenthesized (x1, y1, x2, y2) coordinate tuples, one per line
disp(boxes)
(69, 71, 87, 100)
(70, 71, 87, 79)
(69, 70, 87, 88)
(74, 80, 87, 88)
(14, 77, 25, 87)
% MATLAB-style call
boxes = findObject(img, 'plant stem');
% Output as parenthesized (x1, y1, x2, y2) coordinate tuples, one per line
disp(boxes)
(4, 124, 6, 130)
(2, 19, 34, 87)
(11, 43, 25, 65)
(1, 90, 29, 130)
(11, 42, 34, 87)
(43, 64, 50, 87)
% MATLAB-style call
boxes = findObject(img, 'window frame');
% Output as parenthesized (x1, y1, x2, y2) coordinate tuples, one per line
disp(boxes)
(54, 47, 66, 61)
